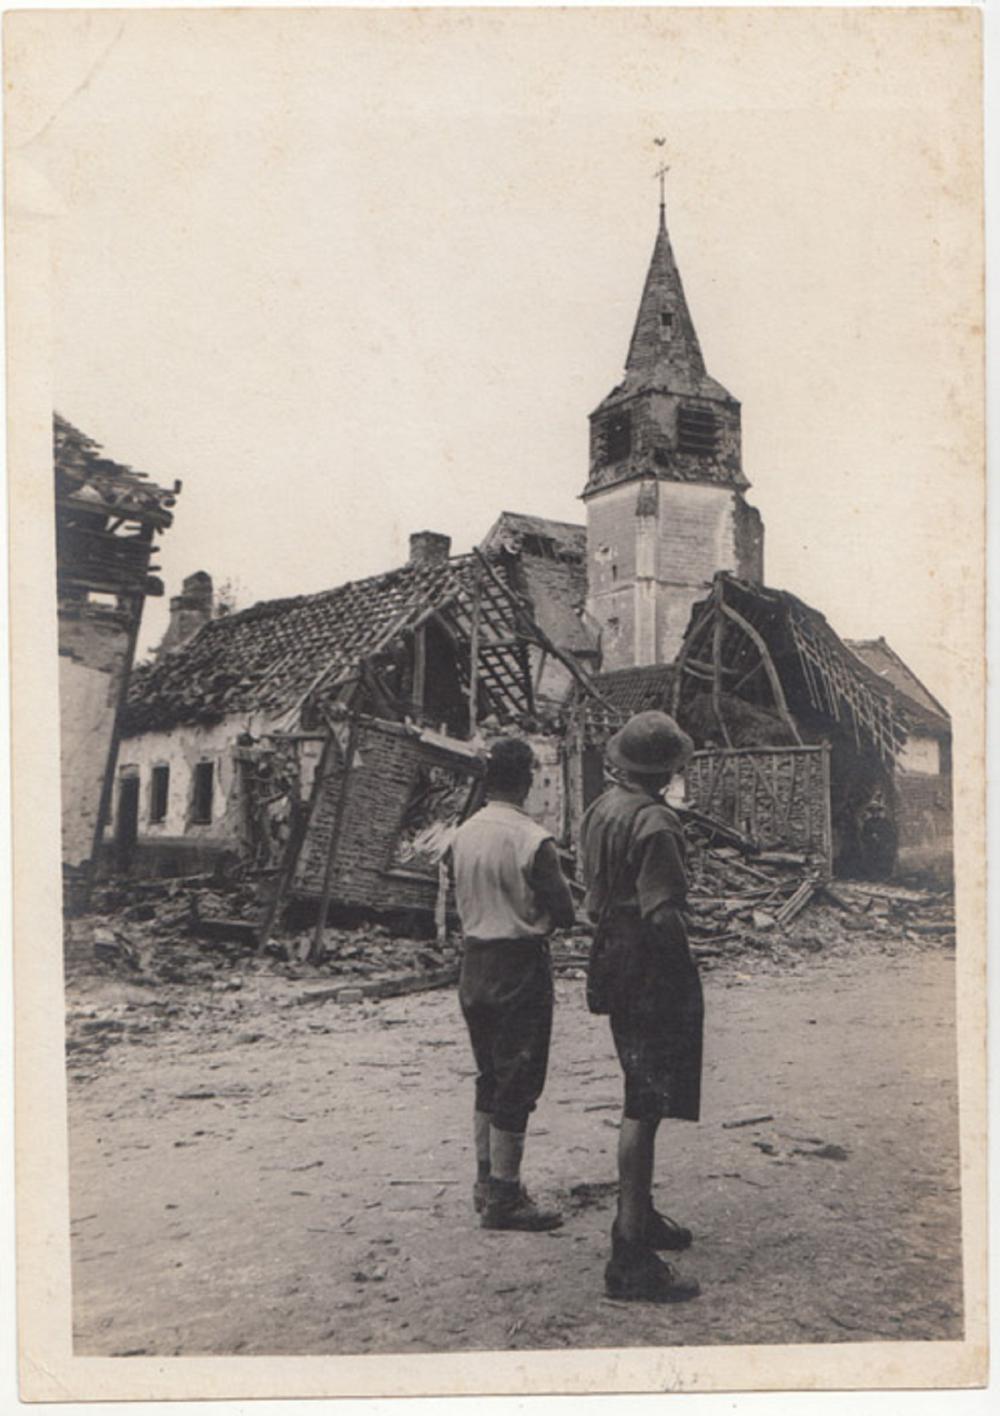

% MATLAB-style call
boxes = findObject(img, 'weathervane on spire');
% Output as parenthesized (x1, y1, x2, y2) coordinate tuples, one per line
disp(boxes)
(653, 137, 669, 217)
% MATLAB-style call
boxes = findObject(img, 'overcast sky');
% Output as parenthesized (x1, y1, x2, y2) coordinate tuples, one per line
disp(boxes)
(13, 7, 983, 699)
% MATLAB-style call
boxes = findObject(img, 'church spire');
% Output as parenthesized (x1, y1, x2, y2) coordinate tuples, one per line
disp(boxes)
(624, 186, 705, 380)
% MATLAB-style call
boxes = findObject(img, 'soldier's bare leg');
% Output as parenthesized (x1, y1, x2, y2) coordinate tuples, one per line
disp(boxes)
(474, 1109, 491, 1181)
(618, 1115, 660, 1243)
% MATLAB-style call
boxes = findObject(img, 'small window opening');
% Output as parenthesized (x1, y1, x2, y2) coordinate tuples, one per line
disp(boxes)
(604, 413, 631, 464)
(611, 564, 618, 582)
(660, 310, 674, 332)
(191, 761, 214, 824)
(677, 406, 719, 456)
(150, 764, 170, 823)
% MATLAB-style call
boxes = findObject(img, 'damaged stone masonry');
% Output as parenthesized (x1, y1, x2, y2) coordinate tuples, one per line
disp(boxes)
(63, 192, 953, 973)
(55, 414, 180, 906)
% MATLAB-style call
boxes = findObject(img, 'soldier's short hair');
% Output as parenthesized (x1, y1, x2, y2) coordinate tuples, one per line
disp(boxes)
(484, 737, 535, 793)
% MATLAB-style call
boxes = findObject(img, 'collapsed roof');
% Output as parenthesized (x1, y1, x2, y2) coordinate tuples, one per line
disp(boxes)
(674, 575, 910, 764)
(480, 511, 597, 664)
(55, 413, 179, 600)
(124, 549, 541, 735)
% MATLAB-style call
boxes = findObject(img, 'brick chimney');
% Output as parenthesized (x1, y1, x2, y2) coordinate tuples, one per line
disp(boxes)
(155, 571, 214, 660)
(408, 531, 451, 567)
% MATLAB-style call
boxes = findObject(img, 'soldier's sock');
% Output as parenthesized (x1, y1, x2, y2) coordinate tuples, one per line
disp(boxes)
(490, 1126, 526, 1183)
(474, 1109, 492, 1180)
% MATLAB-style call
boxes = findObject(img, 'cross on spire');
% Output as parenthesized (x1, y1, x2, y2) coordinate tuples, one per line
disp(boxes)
(653, 137, 669, 224)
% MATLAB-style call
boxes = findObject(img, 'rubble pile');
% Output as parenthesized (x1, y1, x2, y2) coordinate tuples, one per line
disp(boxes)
(69, 874, 461, 994)
(683, 835, 955, 968)
(549, 825, 955, 976)
(69, 818, 955, 1016)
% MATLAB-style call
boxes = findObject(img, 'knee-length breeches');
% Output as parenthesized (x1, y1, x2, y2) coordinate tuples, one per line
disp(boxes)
(458, 938, 553, 1133)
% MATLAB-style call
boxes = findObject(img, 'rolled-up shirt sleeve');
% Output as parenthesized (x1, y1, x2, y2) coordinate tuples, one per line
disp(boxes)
(635, 827, 688, 919)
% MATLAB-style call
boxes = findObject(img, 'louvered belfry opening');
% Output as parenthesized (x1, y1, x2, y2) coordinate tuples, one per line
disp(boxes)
(677, 405, 719, 456)
(603, 412, 632, 465)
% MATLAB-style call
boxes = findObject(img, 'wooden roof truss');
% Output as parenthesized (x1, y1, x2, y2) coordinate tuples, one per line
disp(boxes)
(673, 575, 904, 765)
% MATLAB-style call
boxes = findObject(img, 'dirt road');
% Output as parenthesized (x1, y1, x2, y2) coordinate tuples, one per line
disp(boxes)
(66, 942, 962, 1355)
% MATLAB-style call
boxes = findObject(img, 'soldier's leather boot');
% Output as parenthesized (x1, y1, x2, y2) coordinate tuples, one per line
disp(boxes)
(646, 1204, 693, 1251)
(481, 1179, 562, 1232)
(604, 1221, 700, 1302)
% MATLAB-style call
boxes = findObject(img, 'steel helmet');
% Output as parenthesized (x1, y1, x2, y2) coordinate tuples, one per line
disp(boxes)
(606, 710, 693, 776)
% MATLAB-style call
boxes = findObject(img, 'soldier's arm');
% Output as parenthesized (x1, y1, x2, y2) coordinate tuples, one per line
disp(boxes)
(531, 838, 576, 930)
(636, 826, 688, 936)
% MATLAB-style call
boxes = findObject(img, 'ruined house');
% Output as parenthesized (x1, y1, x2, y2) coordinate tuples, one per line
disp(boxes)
(55, 414, 179, 900)
(844, 638, 953, 878)
(115, 532, 570, 901)
(109, 188, 952, 899)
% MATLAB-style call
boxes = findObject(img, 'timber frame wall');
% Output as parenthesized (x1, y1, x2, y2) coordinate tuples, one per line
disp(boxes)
(685, 744, 833, 868)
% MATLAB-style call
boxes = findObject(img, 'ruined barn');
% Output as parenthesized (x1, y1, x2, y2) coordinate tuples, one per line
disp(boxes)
(567, 572, 952, 881)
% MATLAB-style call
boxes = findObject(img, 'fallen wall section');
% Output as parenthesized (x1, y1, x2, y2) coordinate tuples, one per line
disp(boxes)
(291, 718, 482, 915)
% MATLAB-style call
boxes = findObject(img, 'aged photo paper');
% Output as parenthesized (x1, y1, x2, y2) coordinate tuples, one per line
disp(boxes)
(5, 4, 988, 1404)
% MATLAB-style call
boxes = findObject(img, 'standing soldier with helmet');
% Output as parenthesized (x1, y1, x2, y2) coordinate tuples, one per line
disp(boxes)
(580, 710, 703, 1303)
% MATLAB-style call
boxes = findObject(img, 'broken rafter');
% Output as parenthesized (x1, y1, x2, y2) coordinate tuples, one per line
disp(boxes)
(671, 596, 719, 715)
(711, 584, 733, 749)
(716, 595, 804, 747)
(472, 547, 618, 715)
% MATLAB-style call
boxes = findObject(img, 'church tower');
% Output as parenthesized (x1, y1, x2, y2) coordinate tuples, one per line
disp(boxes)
(584, 191, 764, 669)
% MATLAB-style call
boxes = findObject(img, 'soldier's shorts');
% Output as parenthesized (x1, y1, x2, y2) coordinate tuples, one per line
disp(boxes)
(606, 913, 704, 1123)
(459, 937, 553, 1134)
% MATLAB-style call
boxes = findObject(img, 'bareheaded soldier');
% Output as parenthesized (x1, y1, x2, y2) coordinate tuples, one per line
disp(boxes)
(451, 737, 575, 1231)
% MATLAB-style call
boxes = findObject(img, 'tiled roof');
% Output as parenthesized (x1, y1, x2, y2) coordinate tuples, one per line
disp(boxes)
(482, 510, 585, 561)
(845, 639, 949, 733)
(124, 552, 528, 734)
(583, 664, 677, 737)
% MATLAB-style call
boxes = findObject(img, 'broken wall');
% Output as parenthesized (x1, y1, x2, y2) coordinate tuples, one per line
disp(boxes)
(520, 734, 566, 843)
(898, 731, 944, 776)
(58, 604, 134, 869)
(895, 772, 954, 882)
(684, 745, 833, 865)
(292, 719, 481, 915)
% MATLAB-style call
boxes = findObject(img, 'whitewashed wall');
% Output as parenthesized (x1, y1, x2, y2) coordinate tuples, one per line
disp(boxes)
(898, 733, 942, 776)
